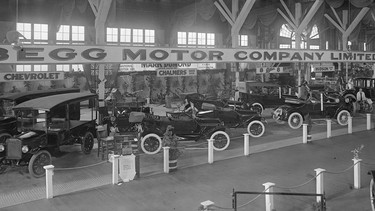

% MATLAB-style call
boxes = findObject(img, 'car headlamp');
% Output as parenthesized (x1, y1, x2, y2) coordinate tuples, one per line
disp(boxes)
(0, 144, 4, 152)
(345, 98, 349, 103)
(21, 145, 29, 153)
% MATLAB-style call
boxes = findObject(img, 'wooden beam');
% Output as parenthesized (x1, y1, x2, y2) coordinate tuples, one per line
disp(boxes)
(88, 0, 99, 17)
(344, 7, 370, 37)
(218, 0, 233, 21)
(95, 0, 112, 30)
(330, 6, 343, 28)
(296, 0, 324, 34)
(232, 0, 256, 33)
(280, 0, 296, 26)
(214, 1, 234, 26)
(231, 0, 238, 21)
(277, 8, 297, 30)
(324, 14, 345, 34)
(342, 10, 348, 30)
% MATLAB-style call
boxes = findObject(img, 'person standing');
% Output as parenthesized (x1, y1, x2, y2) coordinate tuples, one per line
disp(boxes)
(356, 88, 367, 112)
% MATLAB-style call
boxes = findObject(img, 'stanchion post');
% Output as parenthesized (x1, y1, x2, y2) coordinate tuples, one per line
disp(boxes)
(288, 87, 291, 95)
(112, 154, 120, 185)
(44, 165, 54, 199)
(200, 200, 214, 211)
(353, 158, 362, 189)
(263, 182, 275, 211)
(303, 123, 308, 144)
(367, 113, 371, 130)
(243, 133, 250, 156)
(326, 119, 331, 138)
(208, 139, 214, 164)
(163, 146, 170, 173)
(348, 116, 353, 134)
(314, 168, 326, 203)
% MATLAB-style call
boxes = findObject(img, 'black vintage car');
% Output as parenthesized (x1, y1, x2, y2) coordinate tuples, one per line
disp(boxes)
(273, 90, 352, 129)
(0, 88, 80, 143)
(196, 103, 266, 138)
(186, 93, 245, 111)
(125, 111, 229, 155)
(0, 92, 97, 177)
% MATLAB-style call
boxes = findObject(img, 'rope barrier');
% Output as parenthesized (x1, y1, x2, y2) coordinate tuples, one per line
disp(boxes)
(362, 162, 375, 166)
(325, 164, 355, 175)
(54, 161, 108, 171)
(275, 173, 320, 190)
(235, 187, 271, 209)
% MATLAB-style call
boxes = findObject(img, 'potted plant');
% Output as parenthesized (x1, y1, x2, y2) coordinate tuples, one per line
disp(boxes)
(163, 125, 181, 172)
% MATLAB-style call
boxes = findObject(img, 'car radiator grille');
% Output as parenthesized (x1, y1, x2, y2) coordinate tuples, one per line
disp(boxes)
(6, 138, 22, 159)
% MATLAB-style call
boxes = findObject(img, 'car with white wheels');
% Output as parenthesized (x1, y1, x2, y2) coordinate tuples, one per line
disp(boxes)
(196, 103, 266, 138)
(0, 92, 98, 178)
(127, 111, 230, 155)
(272, 90, 353, 129)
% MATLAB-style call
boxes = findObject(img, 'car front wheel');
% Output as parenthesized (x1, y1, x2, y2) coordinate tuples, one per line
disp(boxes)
(251, 103, 264, 114)
(337, 110, 350, 126)
(210, 131, 230, 151)
(141, 133, 162, 154)
(81, 132, 94, 154)
(247, 120, 265, 137)
(28, 150, 52, 178)
(288, 112, 303, 129)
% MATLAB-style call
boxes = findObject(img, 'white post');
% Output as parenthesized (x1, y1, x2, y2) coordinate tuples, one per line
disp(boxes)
(208, 139, 214, 164)
(263, 182, 275, 211)
(353, 158, 362, 189)
(278, 87, 282, 99)
(320, 93, 323, 111)
(288, 87, 291, 95)
(200, 200, 214, 211)
(44, 165, 54, 199)
(367, 113, 371, 130)
(326, 119, 332, 138)
(315, 168, 326, 203)
(348, 116, 353, 134)
(243, 133, 250, 156)
(112, 154, 120, 185)
(163, 147, 170, 173)
(303, 123, 308, 144)
(146, 97, 150, 105)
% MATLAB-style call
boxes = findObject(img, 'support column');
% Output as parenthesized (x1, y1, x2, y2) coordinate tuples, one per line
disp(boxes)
(263, 182, 275, 211)
(315, 168, 326, 203)
(326, 119, 332, 138)
(353, 158, 362, 189)
(367, 113, 371, 130)
(348, 116, 353, 134)
(207, 139, 214, 164)
(163, 147, 170, 173)
(112, 154, 120, 184)
(243, 133, 250, 156)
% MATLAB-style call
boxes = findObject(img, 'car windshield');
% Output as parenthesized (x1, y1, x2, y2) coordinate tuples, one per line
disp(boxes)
(0, 99, 15, 118)
(16, 109, 47, 131)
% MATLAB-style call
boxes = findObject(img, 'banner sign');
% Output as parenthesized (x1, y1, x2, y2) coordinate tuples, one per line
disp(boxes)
(156, 69, 197, 77)
(256, 67, 284, 74)
(0, 45, 374, 64)
(0, 71, 65, 82)
(313, 66, 335, 72)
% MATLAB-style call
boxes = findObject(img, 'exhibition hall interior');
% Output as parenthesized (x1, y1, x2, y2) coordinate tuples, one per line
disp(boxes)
(1, 0, 375, 210)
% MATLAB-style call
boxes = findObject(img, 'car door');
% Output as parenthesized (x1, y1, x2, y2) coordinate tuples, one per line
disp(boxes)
(171, 113, 198, 135)
(309, 91, 324, 118)
(263, 86, 283, 107)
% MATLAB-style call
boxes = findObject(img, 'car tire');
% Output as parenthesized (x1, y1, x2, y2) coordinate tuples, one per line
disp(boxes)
(337, 110, 350, 126)
(81, 131, 94, 154)
(210, 130, 230, 151)
(0, 133, 11, 143)
(247, 120, 265, 137)
(141, 133, 162, 155)
(28, 150, 52, 178)
(288, 112, 303, 129)
(251, 103, 264, 114)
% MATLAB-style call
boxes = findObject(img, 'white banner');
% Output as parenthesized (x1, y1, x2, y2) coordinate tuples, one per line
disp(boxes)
(256, 67, 284, 74)
(1, 45, 375, 64)
(0, 71, 65, 82)
(156, 69, 197, 77)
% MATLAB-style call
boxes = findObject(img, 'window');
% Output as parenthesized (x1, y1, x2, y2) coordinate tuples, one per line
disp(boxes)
(120, 28, 131, 43)
(178, 31, 215, 47)
(57, 25, 85, 44)
(17, 23, 48, 44)
(279, 24, 320, 50)
(310, 25, 319, 39)
(34, 65, 48, 72)
(16, 23, 31, 40)
(133, 29, 143, 43)
(56, 65, 70, 72)
(56, 64, 83, 72)
(239, 35, 248, 46)
(106, 28, 118, 43)
(107, 28, 155, 46)
(33, 24, 48, 41)
(16, 65, 31, 72)
(145, 29, 155, 43)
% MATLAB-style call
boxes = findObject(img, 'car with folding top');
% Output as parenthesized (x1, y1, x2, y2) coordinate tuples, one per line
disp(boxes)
(272, 90, 353, 129)
(0, 92, 97, 177)
(0, 88, 80, 143)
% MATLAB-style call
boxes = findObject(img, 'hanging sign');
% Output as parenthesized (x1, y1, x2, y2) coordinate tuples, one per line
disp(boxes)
(119, 154, 136, 182)
(0, 71, 65, 82)
(156, 69, 197, 77)
(313, 66, 334, 72)
(256, 67, 283, 74)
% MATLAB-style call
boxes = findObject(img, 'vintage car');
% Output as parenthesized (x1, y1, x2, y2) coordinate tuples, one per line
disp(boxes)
(123, 111, 229, 155)
(272, 90, 352, 129)
(0, 88, 80, 143)
(0, 92, 98, 177)
(238, 82, 296, 114)
(185, 93, 246, 110)
(196, 103, 266, 137)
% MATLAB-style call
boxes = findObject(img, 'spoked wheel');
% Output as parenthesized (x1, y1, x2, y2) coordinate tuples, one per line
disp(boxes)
(251, 103, 264, 115)
(141, 133, 162, 154)
(288, 112, 303, 129)
(210, 131, 230, 151)
(81, 132, 94, 154)
(28, 150, 52, 178)
(371, 178, 375, 211)
(247, 120, 265, 137)
(337, 110, 350, 126)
